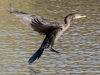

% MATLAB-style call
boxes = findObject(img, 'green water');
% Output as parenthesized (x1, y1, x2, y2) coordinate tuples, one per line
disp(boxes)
(0, 0, 100, 75)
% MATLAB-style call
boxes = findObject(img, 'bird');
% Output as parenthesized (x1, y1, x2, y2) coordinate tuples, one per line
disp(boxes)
(7, 4, 86, 64)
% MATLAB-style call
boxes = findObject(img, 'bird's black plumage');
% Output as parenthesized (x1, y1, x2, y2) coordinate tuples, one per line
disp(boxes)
(7, 4, 86, 64)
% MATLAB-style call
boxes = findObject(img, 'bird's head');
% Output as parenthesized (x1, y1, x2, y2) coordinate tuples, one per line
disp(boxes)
(64, 13, 86, 24)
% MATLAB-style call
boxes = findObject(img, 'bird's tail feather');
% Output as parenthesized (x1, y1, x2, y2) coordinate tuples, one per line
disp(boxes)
(28, 35, 53, 64)
(28, 47, 44, 64)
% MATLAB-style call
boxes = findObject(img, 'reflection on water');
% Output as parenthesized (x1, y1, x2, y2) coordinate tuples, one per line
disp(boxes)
(0, 0, 100, 75)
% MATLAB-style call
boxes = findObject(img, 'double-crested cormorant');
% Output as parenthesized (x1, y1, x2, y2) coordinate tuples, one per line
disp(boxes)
(7, 4, 86, 64)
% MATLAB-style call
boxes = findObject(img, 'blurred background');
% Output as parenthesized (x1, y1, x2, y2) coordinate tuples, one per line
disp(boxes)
(0, 0, 100, 75)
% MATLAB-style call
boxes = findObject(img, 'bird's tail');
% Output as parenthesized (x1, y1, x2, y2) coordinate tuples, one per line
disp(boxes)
(28, 35, 51, 64)
(28, 47, 44, 64)
(6, 4, 28, 17)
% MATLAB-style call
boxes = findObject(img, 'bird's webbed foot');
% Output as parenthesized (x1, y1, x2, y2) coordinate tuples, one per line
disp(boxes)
(50, 48, 65, 54)
(50, 48, 60, 53)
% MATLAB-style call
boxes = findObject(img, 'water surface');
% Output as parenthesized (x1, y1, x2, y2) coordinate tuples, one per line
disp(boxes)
(0, 0, 100, 75)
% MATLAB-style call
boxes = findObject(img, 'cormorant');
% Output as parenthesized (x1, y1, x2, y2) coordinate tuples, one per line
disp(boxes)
(7, 4, 86, 64)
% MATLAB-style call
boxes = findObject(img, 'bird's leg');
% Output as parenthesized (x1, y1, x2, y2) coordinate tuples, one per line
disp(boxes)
(49, 39, 65, 54)
(48, 37, 60, 53)
(46, 32, 60, 53)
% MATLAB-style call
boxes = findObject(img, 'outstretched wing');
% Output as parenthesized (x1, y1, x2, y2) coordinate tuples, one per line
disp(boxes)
(30, 15, 62, 34)
(7, 4, 62, 35)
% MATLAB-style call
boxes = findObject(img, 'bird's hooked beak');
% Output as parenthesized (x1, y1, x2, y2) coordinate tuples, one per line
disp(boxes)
(74, 14, 86, 19)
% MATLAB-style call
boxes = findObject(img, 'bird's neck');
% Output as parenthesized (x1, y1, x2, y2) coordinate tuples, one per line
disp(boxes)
(64, 18, 71, 29)
(65, 18, 71, 25)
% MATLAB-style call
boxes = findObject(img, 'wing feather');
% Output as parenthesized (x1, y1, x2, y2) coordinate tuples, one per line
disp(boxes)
(7, 4, 62, 35)
(29, 15, 62, 35)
